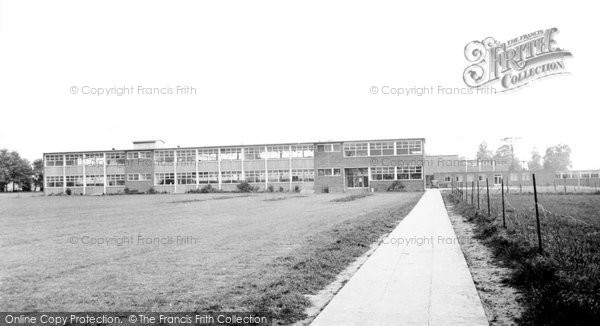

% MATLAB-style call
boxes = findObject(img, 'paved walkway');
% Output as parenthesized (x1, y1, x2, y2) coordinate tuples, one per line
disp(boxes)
(311, 189, 488, 326)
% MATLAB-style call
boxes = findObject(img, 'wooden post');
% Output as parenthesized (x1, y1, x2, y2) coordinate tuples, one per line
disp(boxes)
(501, 179, 506, 228)
(471, 181, 474, 205)
(533, 174, 543, 254)
(520, 183, 522, 194)
(486, 178, 491, 217)
(564, 177, 567, 194)
(477, 180, 480, 210)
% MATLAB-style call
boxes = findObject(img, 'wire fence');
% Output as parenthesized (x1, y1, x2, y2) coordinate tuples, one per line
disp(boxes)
(450, 175, 600, 280)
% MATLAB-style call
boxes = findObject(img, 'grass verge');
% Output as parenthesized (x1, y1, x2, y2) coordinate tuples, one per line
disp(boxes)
(443, 192, 600, 325)
(330, 193, 372, 202)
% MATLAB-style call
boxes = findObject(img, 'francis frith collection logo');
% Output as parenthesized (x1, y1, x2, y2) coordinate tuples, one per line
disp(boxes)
(463, 28, 572, 91)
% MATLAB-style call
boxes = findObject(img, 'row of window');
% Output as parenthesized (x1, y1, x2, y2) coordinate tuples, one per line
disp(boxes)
(316, 167, 423, 180)
(46, 174, 126, 187)
(317, 140, 423, 157)
(45, 141, 422, 166)
(555, 172, 600, 179)
(445, 173, 530, 184)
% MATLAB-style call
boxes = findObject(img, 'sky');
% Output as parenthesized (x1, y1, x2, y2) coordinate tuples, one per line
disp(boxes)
(0, 0, 598, 169)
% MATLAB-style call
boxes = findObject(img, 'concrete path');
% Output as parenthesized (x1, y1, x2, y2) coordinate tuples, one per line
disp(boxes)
(311, 189, 488, 326)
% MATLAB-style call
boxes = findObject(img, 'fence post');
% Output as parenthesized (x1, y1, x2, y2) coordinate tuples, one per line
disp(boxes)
(554, 179, 557, 193)
(486, 178, 491, 217)
(477, 180, 480, 210)
(564, 177, 567, 194)
(533, 174, 543, 254)
(471, 181, 474, 205)
(520, 183, 522, 194)
(501, 179, 506, 228)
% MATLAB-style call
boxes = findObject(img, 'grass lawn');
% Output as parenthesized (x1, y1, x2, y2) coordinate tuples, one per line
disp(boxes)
(0, 191, 422, 319)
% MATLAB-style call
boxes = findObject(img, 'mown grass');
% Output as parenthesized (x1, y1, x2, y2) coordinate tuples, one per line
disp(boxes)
(330, 193, 372, 202)
(444, 192, 600, 325)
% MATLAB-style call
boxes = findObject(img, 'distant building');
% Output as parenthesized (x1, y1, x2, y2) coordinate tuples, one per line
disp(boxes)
(43, 138, 426, 195)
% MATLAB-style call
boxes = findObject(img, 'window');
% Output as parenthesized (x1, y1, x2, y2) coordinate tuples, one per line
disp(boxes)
(371, 167, 395, 180)
(155, 150, 174, 163)
(127, 173, 152, 181)
(494, 174, 503, 185)
(106, 152, 125, 165)
(291, 145, 314, 158)
(220, 148, 241, 160)
(85, 175, 104, 186)
(198, 171, 219, 184)
(397, 166, 422, 180)
(478, 175, 486, 182)
(317, 168, 341, 176)
(65, 154, 82, 166)
(244, 147, 263, 160)
(316, 144, 341, 152)
(444, 176, 452, 182)
(396, 140, 422, 155)
(176, 150, 195, 163)
(198, 149, 218, 161)
(65, 175, 83, 187)
(510, 173, 518, 181)
(45, 154, 64, 166)
(581, 172, 591, 179)
(591, 173, 599, 178)
(245, 170, 265, 183)
(522, 173, 530, 181)
(177, 172, 196, 184)
(107, 174, 125, 186)
(127, 151, 152, 159)
(344, 143, 368, 157)
(221, 170, 241, 183)
(84, 153, 104, 166)
(266, 146, 289, 159)
(155, 173, 175, 185)
(467, 174, 474, 182)
(369, 142, 395, 156)
(267, 170, 290, 182)
(46, 176, 63, 187)
(292, 169, 314, 182)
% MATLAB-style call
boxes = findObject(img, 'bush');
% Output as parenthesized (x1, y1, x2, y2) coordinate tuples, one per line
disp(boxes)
(267, 185, 274, 192)
(278, 186, 285, 192)
(147, 187, 157, 194)
(237, 181, 255, 193)
(387, 181, 406, 192)
(294, 185, 301, 193)
(200, 184, 217, 193)
(65, 188, 72, 195)
(124, 187, 130, 194)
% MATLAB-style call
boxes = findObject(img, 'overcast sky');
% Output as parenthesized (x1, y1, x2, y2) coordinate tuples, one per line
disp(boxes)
(0, 0, 597, 169)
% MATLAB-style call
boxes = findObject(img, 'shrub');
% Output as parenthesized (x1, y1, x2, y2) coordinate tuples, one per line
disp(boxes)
(124, 187, 130, 194)
(294, 185, 301, 193)
(200, 184, 217, 193)
(147, 187, 157, 194)
(65, 188, 72, 195)
(267, 185, 274, 192)
(387, 181, 406, 192)
(278, 186, 285, 192)
(237, 181, 255, 193)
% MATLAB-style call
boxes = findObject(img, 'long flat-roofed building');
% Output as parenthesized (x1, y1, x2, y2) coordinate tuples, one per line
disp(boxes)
(43, 138, 426, 195)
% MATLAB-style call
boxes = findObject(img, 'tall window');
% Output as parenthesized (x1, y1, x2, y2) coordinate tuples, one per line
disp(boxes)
(343, 143, 368, 157)
(155, 173, 175, 185)
(371, 167, 394, 180)
(155, 151, 174, 163)
(45, 154, 64, 166)
(369, 142, 394, 156)
(266, 146, 289, 159)
(65, 175, 83, 187)
(245, 170, 265, 183)
(46, 176, 64, 187)
(106, 152, 125, 165)
(84, 153, 104, 165)
(397, 166, 422, 180)
(177, 172, 196, 184)
(220, 148, 241, 160)
(85, 175, 104, 186)
(244, 147, 262, 160)
(65, 154, 82, 166)
(107, 174, 125, 186)
(127, 151, 152, 159)
(291, 145, 314, 158)
(176, 150, 195, 163)
(221, 170, 241, 183)
(198, 149, 218, 161)
(396, 140, 422, 155)
(267, 170, 290, 182)
(292, 169, 314, 182)
(198, 171, 219, 184)
(317, 168, 341, 176)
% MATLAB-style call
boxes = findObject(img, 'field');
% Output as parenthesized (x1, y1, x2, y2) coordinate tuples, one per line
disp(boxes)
(445, 189, 600, 325)
(0, 191, 422, 319)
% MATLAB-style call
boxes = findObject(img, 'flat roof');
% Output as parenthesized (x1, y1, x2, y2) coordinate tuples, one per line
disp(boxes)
(43, 137, 425, 155)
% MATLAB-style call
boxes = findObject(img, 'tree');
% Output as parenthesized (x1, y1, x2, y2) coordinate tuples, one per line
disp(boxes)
(528, 148, 543, 171)
(494, 144, 521, 170)
(33, 158, 44, 191)
(543, 144, 571, 172)
(0, 149, 34, 191)
(476, 142, 493, 161)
